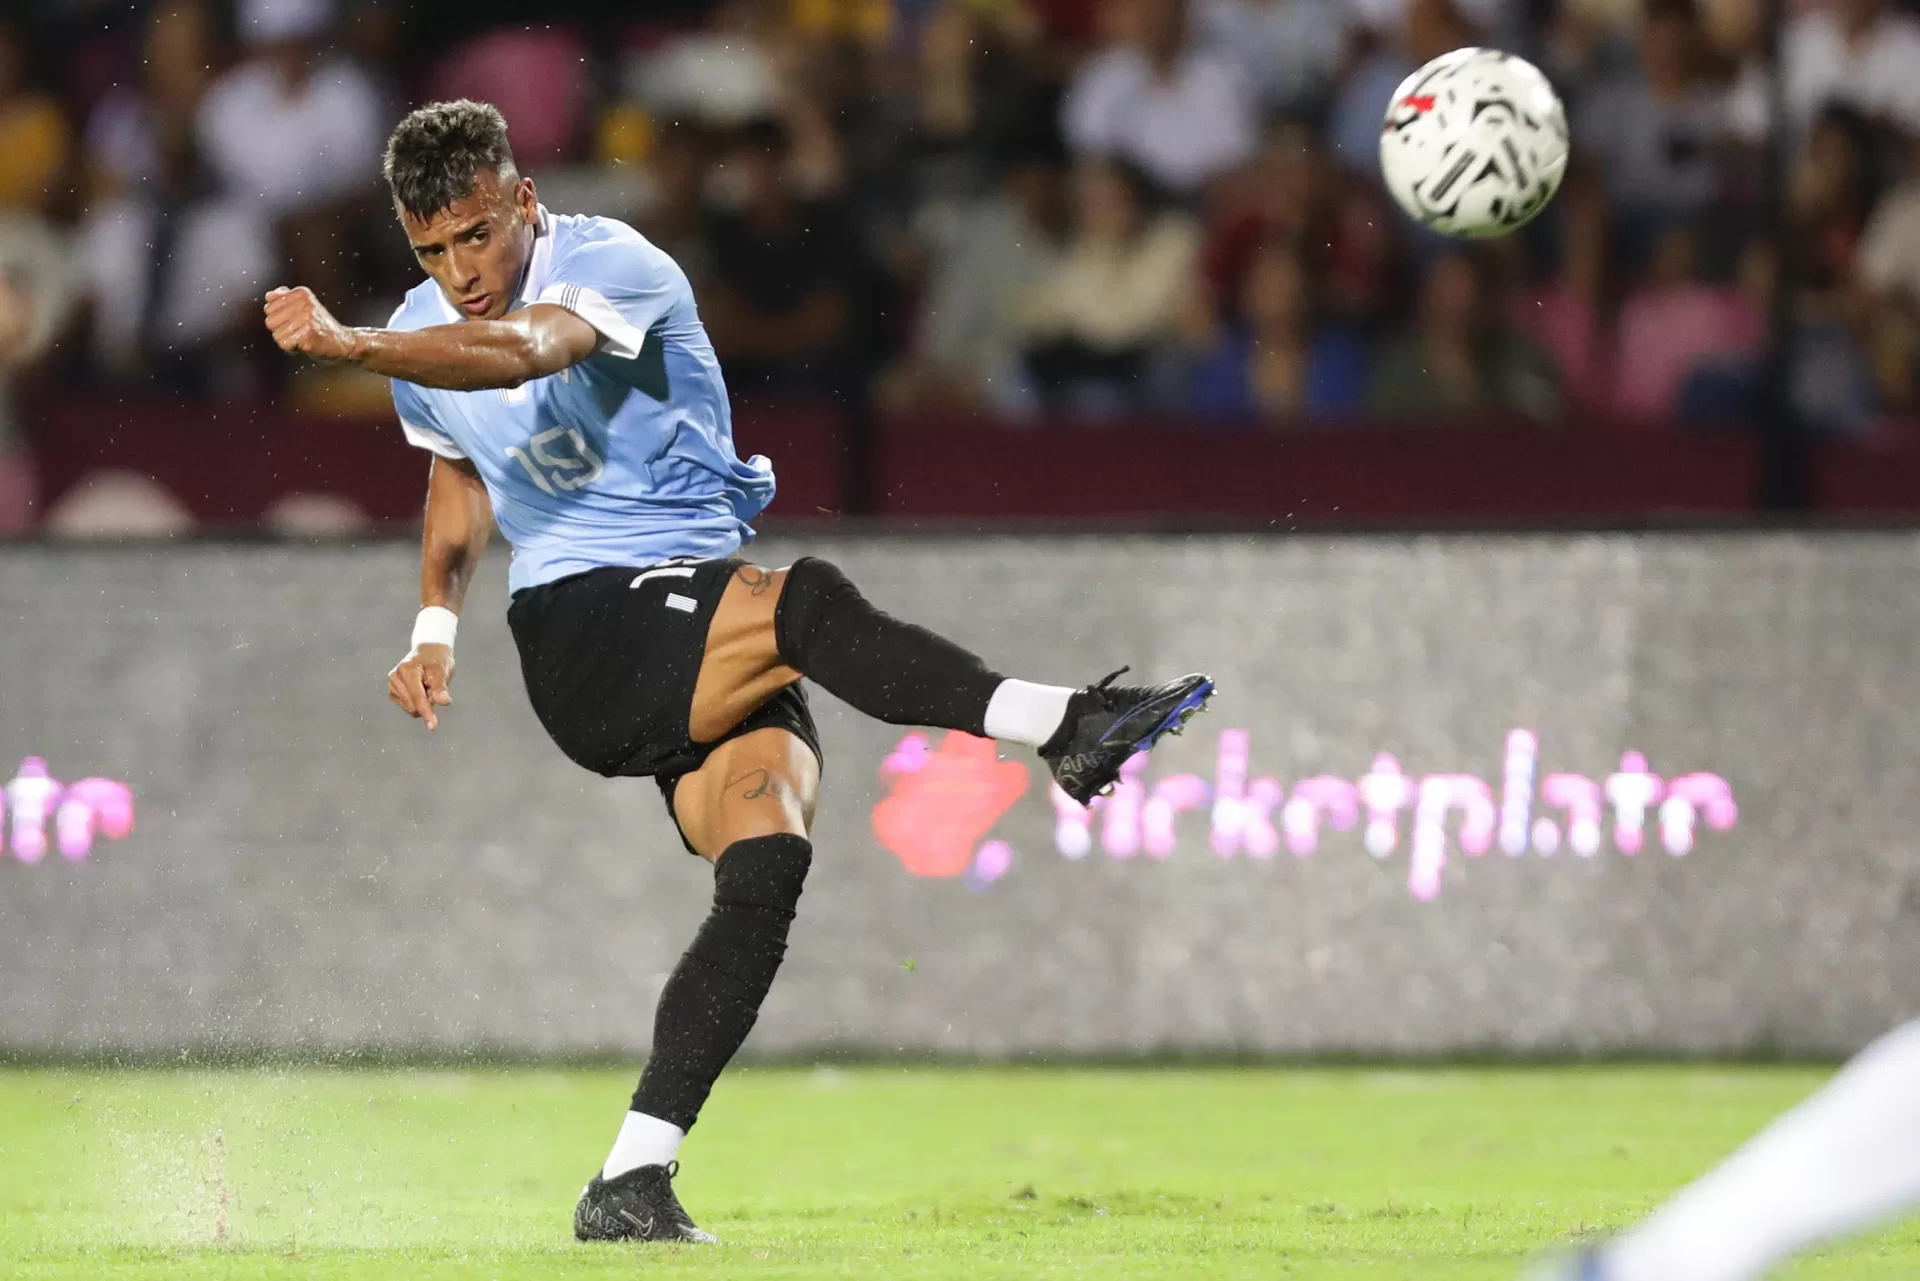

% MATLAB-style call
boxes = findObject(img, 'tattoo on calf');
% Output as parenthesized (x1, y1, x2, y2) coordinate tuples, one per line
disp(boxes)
(733, 566, 777, 597)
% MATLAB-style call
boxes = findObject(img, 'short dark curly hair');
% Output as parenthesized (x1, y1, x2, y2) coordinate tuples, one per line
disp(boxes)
(382, 100, 517, 221)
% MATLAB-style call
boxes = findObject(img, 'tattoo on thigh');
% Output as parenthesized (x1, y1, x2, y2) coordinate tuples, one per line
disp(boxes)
(733, 565, 777, 597)
(726, 767, 775, 800)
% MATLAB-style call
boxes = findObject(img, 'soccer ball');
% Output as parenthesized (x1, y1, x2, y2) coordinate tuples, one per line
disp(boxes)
(1379, 47, 1569, 239)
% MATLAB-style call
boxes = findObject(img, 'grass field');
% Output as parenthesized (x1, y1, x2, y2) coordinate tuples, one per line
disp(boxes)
(3, 1065, 1918, 1279)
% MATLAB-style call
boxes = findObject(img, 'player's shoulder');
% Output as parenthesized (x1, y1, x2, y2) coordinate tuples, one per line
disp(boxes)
(546, 211, 681, 286)
(387, 278, 459, 333)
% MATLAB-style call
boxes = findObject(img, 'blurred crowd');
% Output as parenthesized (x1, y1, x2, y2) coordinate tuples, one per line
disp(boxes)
(5, 0, 1920, 504)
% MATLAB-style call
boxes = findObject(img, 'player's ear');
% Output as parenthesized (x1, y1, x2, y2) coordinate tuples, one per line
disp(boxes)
(517, 176, 538, 223)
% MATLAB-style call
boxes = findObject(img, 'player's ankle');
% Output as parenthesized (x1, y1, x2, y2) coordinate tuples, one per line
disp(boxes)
(602, 1110, 685, 1180)
(984, 678, 1075, 748)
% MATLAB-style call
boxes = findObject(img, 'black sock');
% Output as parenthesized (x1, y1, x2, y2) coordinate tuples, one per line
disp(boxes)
(774, 557, 1004, 735)
(631, 833, 812, 1132)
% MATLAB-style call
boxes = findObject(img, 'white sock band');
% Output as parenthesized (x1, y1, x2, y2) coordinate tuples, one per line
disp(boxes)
(603, 1110, 685, 1180)
(983, 679, 1075, 748)
(410, 605, 459, 651)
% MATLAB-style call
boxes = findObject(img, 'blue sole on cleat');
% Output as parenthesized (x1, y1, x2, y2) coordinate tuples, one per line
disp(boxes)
(1125, 680, 1215, 754)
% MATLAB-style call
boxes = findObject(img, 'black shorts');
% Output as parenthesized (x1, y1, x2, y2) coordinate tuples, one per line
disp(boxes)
(506, 558, 821, 847)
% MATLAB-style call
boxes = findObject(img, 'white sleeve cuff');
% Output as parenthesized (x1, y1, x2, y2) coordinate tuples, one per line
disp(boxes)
(539, 282, 649, 359)
(400, 418, 468, 460)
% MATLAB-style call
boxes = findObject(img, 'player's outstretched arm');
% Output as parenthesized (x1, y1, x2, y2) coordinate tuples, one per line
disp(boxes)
(264, 287, 600, 391)
(389, 456, 493, 732)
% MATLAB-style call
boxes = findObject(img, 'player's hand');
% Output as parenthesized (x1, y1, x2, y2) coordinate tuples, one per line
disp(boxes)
(264, 286, 358, 362)
(389, 644, 456, 731)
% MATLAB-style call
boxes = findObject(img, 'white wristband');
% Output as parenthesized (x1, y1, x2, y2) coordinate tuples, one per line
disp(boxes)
(411, 606, 459, 651)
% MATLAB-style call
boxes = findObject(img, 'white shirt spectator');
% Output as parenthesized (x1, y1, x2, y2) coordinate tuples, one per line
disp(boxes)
(79, 198, 274, 365)
(1193, 0, 1352, 114)
(1580, 79, 1731, 214)
(1728, 6, 1920, 140)
(1859, 180, 1920, 303)
(196, 57, 383, 214)
(85, 91, 166, 192)
(1014, 214, 1200, 351)
(627, 34, 778, 127)
(1063, 45, 1257, 193)
(1346, 0, 1508, 36)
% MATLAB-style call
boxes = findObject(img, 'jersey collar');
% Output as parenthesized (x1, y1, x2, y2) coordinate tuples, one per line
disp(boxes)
(511, 205, 555, 313)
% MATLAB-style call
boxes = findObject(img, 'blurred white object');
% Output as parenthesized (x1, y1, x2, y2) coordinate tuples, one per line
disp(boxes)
(1378, 47, 1568, 238)
(1350, 0, 1509, 35)
(46, 472, 195, 539)
(1062, 41, 1256, 194)
(78, 199, 273, 367)
(238, 0, 332, 47)
(0, 214, 76, 532)
(627, 36, 778, 126)
(196, 56, 382, 214)
(262, 492, 373, 536)
(0, 214, 76, 370)
(1726, 3, 1920, 142)
(1192, 0, 1351, 114)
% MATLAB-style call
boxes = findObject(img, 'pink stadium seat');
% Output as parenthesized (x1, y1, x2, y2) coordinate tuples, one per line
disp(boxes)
(427, 27, 587, 166)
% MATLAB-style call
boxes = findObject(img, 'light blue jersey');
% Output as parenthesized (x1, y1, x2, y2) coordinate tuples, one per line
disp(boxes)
(386, 208, 776, 593)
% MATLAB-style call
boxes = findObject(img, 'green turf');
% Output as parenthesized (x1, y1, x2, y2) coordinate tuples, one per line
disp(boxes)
(2, 1065, 1917, 1278)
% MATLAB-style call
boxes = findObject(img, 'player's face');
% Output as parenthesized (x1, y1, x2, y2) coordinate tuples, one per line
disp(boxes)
(401, 170, 539, 323)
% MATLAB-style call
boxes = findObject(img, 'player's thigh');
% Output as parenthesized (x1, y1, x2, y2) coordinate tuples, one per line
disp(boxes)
(669, 726, 819, 863)
(689, 564, 798, 743)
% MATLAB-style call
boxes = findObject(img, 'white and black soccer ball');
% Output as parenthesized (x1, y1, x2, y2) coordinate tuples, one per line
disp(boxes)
(1379, 47, 1569, 239)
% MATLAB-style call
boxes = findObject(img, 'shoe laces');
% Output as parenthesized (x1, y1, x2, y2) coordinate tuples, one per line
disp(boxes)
(1086, 666, 1135, 707)
(652, 1161, 699, 1233)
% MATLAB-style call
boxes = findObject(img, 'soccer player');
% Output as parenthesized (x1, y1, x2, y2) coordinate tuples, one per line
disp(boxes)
(262, 100, 1213, 1245)
(1533, 1019, 1920, 1279)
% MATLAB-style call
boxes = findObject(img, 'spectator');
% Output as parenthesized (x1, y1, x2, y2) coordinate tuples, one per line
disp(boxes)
(1061, 0, 1257, 196)
(78, 114, 276, 395)
(1578, 0, 1734, 228)
(1859, 134, 1920, 308)
(1170, 238, 1369, 419)
(701, 116, 868, 397)
(196, 0, 384, 216)
(196, 0, 386, 314)
(1014, 157, 1199, 413)
(635, 122, 719, 291)
(82, 0, 215, 203)
(1327, 0, 1474, 176)
(909, 0, 1064, 205)
(1791, 104, 1877, 298)
(1728, 0, 1920, 141)
(626, 0, 781, 130)
(1193, 0, 1352, 118)
(1368, 251, 1562, 418)
(1613, 224, 1763, 421)
(1857, 135, 1920, 411)
(893, 138, 1069, 411)
(1199, 121, 1332, 310)
(0, 213, 76, 531)
(0, 20, 71, 213)
(1507, 177, 1612, 413)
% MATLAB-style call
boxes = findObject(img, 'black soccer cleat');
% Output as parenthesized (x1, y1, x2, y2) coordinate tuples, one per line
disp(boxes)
(574, 1162, 718, 1244)
(1039, 667, 1216, 806)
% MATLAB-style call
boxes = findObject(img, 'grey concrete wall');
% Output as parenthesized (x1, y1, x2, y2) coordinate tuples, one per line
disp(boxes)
(0, 533, 1913, 1056)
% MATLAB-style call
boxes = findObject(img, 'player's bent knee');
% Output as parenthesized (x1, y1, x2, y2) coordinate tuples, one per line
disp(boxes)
(771, 556, 858, 671)
(712, 832, 812, 911)
(675, 727, 819, 859)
